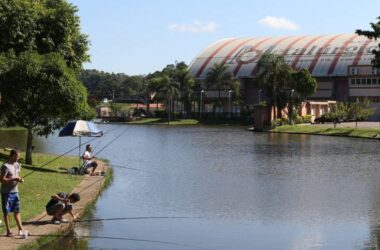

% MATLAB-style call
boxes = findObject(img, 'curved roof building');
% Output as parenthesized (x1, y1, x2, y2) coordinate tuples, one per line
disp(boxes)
(189, 34, 377, 79)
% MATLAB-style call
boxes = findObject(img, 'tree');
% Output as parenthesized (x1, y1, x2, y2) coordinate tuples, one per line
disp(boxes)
(356, 17, 380, 68)
(205, 62, 238, 114)
(172, 62, 195, 117)
(151, 74, 179, 124)
(0, 0, 90, 70)
(0, 0, 91, 164)
(347, 98, 374, 129)
(326, 102, 348, 128)
(288, 69, 317, 124)
(256, 53, 292, 125)
(0, 52, 95, 164)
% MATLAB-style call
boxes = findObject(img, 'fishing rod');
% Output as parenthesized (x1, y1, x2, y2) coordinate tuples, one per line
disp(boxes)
(22, 125, 124, 179)
(93, 125, 131, 156)
(22, 137, 99, 179)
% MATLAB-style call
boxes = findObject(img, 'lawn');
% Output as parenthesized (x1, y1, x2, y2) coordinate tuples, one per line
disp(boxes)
(0, 149, 82, 234)
(271, 125, 380, 139)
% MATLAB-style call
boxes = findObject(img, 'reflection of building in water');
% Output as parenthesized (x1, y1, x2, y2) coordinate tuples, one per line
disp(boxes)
(189, 34, 380, 120)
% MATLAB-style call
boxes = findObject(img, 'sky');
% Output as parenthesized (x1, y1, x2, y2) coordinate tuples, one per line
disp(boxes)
(70, 0, 380, 76)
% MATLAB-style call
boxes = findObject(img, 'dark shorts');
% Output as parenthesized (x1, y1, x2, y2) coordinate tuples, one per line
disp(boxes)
(46, 202, 73, 216)
(1, 192, 20, 214)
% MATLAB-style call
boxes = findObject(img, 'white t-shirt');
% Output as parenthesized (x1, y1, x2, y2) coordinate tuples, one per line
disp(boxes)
(82, 150, 94, 166)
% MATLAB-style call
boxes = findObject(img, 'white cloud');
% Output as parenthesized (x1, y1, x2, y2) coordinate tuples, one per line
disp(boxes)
(258, 16, 300, 30)
(169, 20, 218, 33)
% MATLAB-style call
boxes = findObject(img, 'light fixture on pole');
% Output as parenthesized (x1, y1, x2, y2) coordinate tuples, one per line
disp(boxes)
(258, 89, 262, 104)
(228, 90, 232, 121)
(200, 89, 204, 119)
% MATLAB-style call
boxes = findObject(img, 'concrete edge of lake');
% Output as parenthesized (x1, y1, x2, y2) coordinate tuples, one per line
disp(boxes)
(1, 161, 112, 250)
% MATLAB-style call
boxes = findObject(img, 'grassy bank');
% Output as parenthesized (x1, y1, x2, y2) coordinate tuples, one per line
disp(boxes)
(270, 125, 380, 139)
(0, 127, 26, 131)
(0, 149, 82, 234)
(18, 167, 114, 250)
(127, 117, 249, 126)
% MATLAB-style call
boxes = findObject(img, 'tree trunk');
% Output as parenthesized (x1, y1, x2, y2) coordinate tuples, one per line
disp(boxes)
(25, 125, 33, 165)
(273, 84, 277, 127)
(146, 91, 150, 116)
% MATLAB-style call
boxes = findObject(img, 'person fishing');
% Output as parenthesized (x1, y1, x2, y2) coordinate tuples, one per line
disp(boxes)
(81, 144, 98, 175)
(45, 192, 80, 224)
(0, 149, 25, 237)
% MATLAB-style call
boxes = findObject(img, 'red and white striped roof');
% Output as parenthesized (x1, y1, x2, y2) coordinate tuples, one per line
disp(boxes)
(189, 34, 378, 79)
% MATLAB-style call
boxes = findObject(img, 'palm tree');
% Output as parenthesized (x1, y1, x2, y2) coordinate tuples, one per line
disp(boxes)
(256, 53, 292, 125)
(153, 74, 179, 123)
(174, 63, 195, 118)
(205, 62, 237, 115)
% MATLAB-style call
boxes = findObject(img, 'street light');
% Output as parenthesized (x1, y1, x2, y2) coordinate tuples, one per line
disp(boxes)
(289, 89, 295, 124)
(200, 89, 204, 119)
(228, 90, 232, 121)
(258, 89, 262, 104)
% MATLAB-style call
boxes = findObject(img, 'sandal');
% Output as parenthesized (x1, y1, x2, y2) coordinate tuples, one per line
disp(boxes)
(6, 232, 13, 237)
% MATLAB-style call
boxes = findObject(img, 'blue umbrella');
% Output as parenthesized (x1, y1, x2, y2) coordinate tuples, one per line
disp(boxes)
(59, 120, 103, 167)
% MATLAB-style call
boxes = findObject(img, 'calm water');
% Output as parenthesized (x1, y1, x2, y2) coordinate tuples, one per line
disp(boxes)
(2, 125, 380, 249)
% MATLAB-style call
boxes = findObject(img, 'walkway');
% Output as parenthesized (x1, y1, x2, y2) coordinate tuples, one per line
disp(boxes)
(0, 162, 109, 250)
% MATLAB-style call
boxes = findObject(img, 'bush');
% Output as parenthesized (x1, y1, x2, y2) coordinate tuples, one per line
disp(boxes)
(154, 110, 167, 117)
(302, 115, 312, 123)
(295, 115, 303, 124)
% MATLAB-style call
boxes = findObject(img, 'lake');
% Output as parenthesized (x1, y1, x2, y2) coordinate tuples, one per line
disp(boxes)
(1, 125, 380, 249)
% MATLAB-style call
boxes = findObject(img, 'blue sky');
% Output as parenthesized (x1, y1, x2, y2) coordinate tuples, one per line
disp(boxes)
(70, 0, 380, 75)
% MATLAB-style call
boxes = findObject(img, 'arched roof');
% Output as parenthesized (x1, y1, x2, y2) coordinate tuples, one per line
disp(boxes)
(189, 34, 378, 79)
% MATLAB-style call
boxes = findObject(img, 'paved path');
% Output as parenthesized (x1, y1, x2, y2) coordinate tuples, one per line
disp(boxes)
(0, 162, 109, 250)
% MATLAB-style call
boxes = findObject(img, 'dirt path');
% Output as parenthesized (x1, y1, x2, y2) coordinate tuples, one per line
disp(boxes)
(0, 162, 109, 250)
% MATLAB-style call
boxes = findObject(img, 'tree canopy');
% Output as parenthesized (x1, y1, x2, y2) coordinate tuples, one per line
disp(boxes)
(0, 0, 92, 164)
(0, 0, 89, 70)
(356, 16, 380, 68)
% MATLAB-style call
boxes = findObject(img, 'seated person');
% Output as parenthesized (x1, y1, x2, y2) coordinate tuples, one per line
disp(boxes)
(46, 192, 80, 224)
(81, 144, 98, 175)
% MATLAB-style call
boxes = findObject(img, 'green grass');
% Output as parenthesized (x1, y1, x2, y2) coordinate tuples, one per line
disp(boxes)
(128, 117, 249, 126)
(0, 127, 26, 131)
(271, 125, 380, 139)
(0, 149, 83, 234)
(18, 168, 114, 250)
(128, 118, 200, 125)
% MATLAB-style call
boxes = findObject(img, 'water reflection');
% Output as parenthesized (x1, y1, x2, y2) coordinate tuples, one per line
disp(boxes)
(2, 125, 380, 249)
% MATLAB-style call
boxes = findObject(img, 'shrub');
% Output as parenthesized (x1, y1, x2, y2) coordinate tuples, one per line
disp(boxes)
(302, 115, 312, 123)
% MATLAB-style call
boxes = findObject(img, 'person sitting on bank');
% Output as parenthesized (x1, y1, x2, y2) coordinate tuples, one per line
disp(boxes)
(81, 144, 98, 175)
(46, 192, 80, 224)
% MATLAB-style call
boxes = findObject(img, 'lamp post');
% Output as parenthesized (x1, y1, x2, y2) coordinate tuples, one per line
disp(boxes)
(289, 89, 295, 124)
(258, 89, 262, 104)
(228, 90, 232, 121)
(200, 89, 204, 119)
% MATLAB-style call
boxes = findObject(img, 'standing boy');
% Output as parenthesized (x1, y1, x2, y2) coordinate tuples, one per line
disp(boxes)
(0, 149, 24, 237)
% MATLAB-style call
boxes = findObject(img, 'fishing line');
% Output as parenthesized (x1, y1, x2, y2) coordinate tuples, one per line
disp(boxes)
(93, 125, 131, 156)
(108, 164, 154, 173)
(22, 137, 99, 179)
(22, 125, 124, 179)
(74, 216, 196, 223)
(23, 234, 200, 248)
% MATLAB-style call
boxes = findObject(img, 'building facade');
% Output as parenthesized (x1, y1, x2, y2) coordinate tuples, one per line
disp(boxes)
(189, 34, 380, 120)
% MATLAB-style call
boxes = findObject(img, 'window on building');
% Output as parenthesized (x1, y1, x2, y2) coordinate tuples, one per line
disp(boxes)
(351, 79, 355, 85)
(350, 67, 358, 75)
(373, 78, 377, 84)
(362, 78, 366, 84)
(367, 78, 372, 84)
